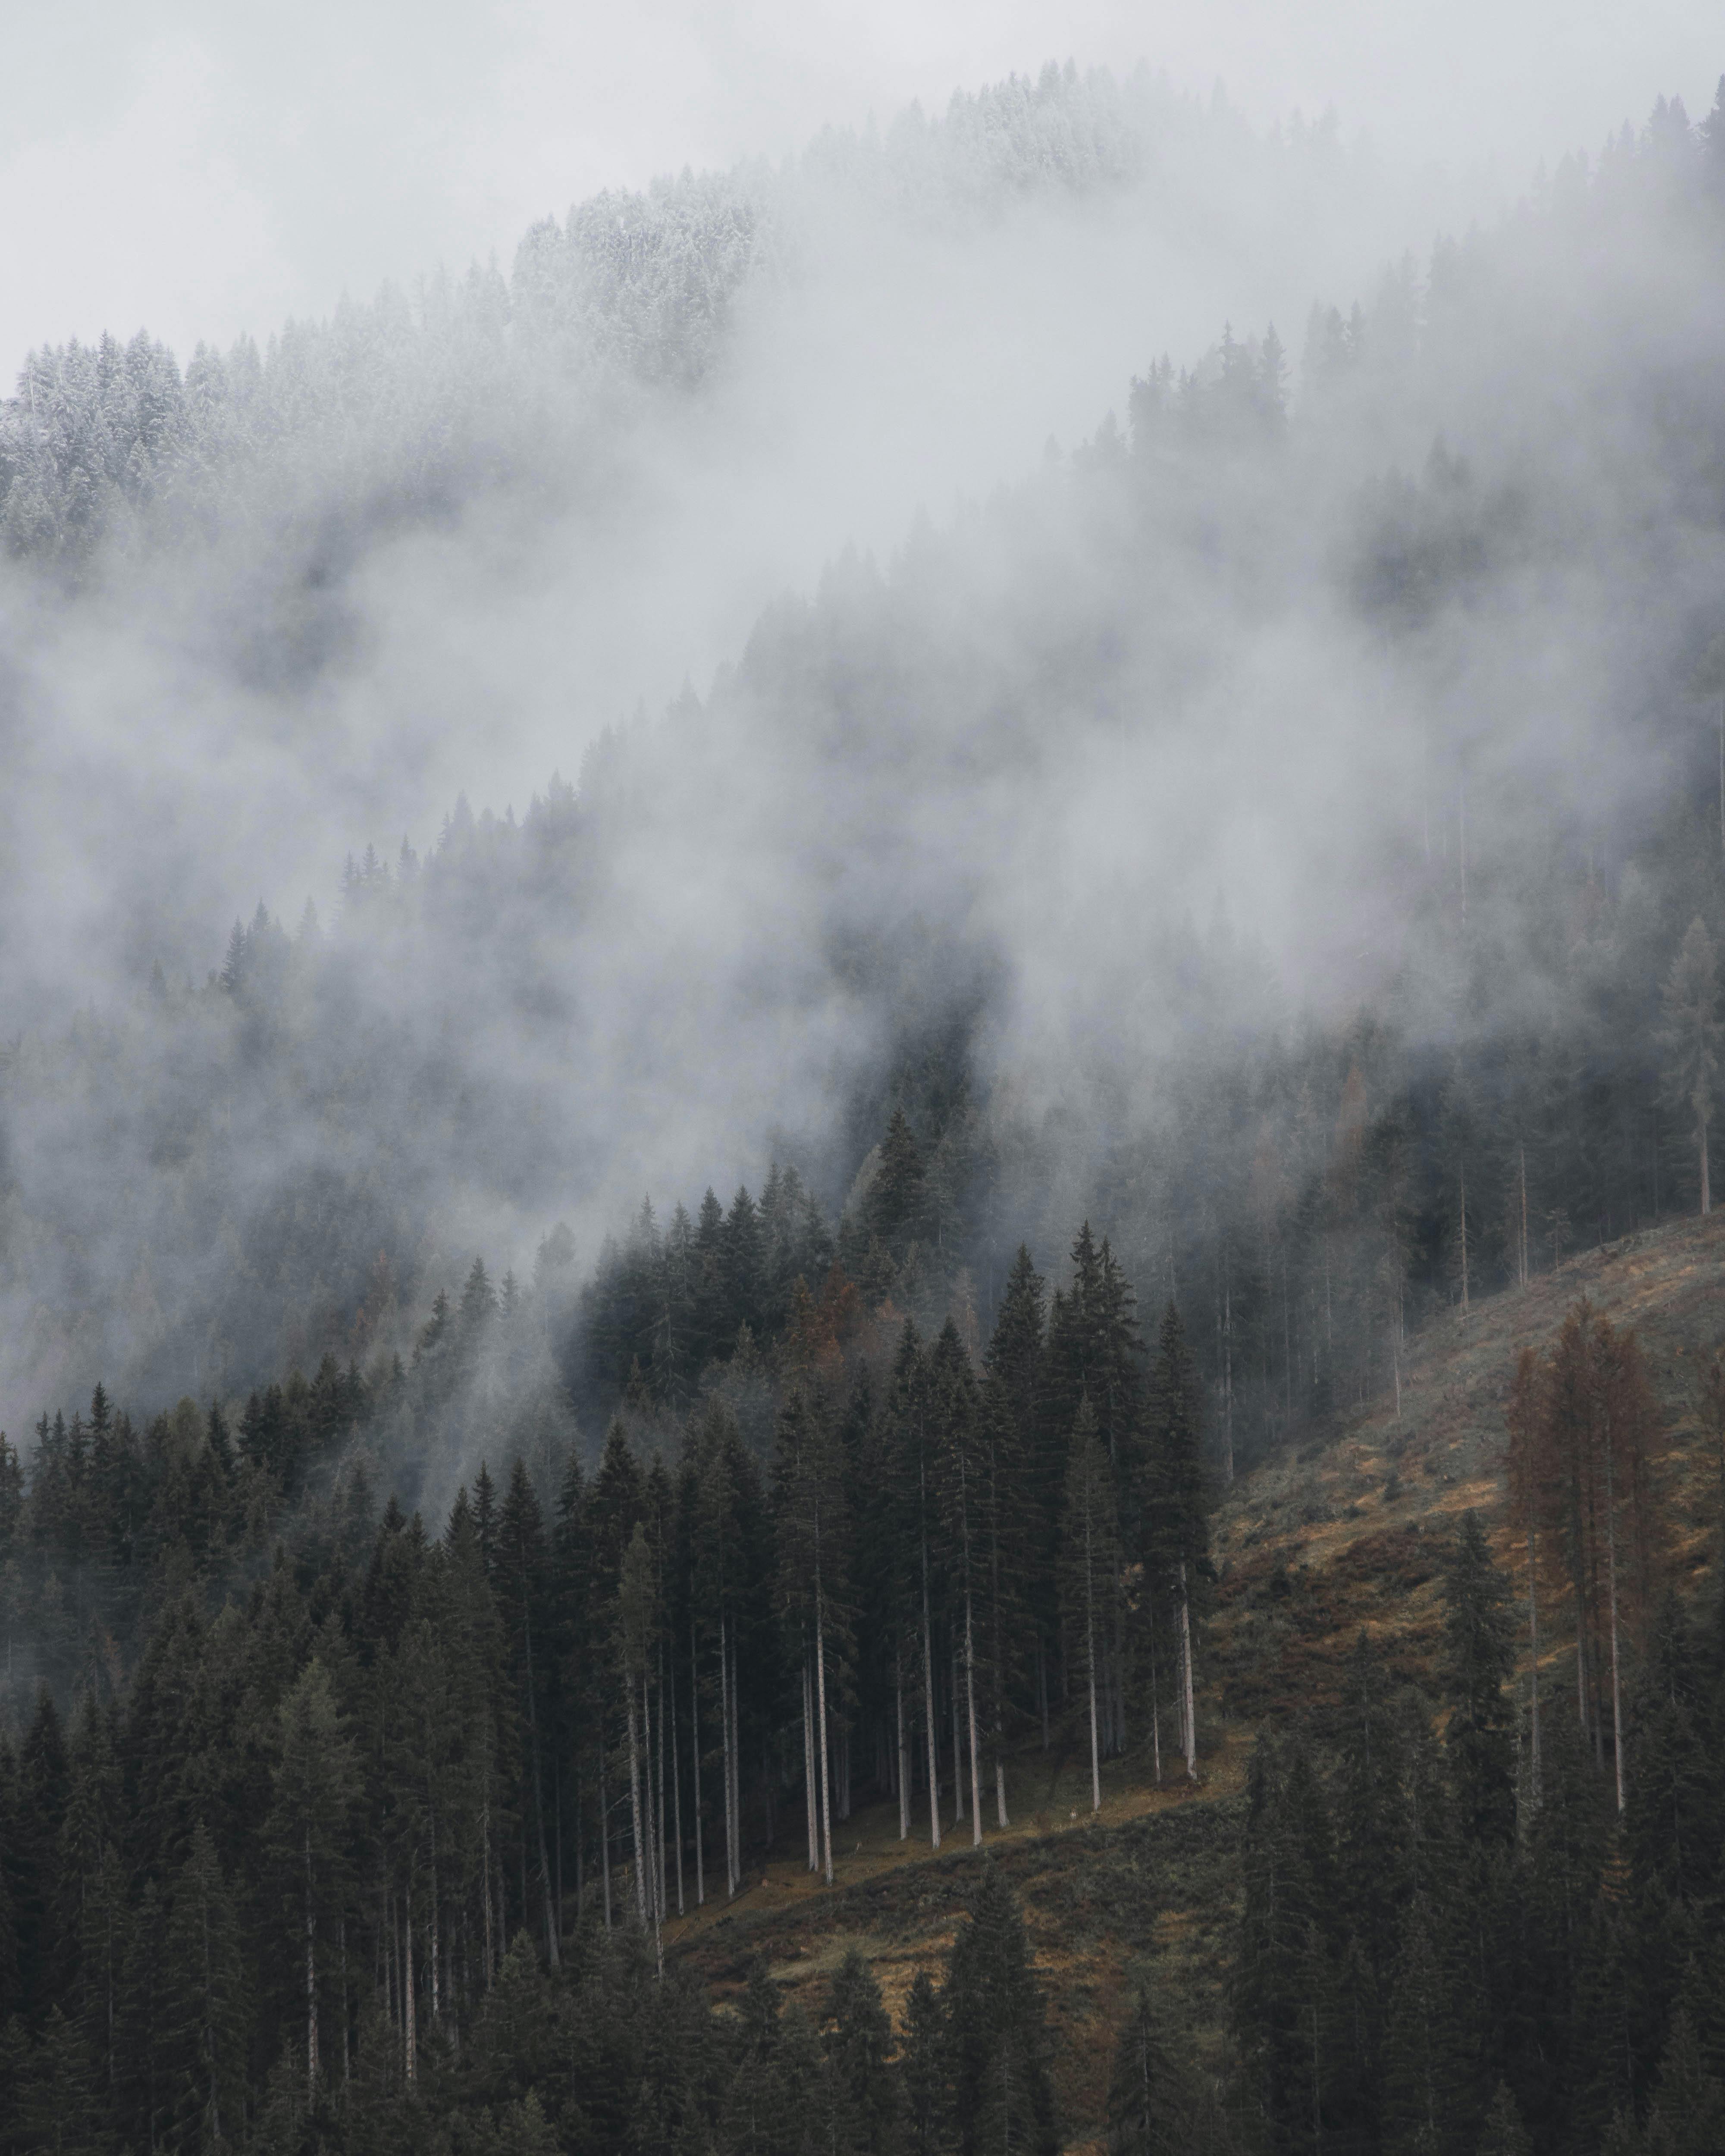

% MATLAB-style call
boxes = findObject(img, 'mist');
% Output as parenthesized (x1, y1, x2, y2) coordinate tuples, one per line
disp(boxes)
(2, 59, 1724, 1471)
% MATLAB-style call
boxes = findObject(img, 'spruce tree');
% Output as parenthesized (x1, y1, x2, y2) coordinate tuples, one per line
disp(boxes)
(1441, 1512, 1516, 1849)
(822, 1950, 898, 2156)
(1059, 1401, 1121, 1812)
(942, 1867, 1057, 2156)
(264, 1658, 359, 2099)
(1106, 1970, 1191, 2156)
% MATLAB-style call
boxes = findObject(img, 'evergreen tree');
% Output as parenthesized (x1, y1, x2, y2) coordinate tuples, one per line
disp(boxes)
(1106, 1969, 1192, 2156)
(942, 1868, 1057, 2156)
(822, 1950, 898, 2156)
(1059, 1401, 1121, 1812)
(1441, 1513, 1516, 1849)
(264, 1658, 359, 2099)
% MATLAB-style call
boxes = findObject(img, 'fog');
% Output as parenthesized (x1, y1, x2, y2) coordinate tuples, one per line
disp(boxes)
(1, 51, 1724, 1444)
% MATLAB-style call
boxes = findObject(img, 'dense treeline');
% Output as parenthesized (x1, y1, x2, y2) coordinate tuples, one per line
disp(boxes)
(0, 61, 1319, 572)
(1229, 1510, 1725, 2156)
(3, 1258, 1719, 2152)
(7, 84, 1725, 1458)
(0, 1202, 1198, 2149)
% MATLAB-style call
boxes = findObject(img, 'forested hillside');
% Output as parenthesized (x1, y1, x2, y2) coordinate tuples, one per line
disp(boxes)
(2, 54, 1725, 2156)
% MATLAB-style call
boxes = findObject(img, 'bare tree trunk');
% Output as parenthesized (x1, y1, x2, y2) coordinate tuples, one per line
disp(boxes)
(1085, 1533, 1101, 1814)
(404, 1866, 417, 2089)
(481, 1798, 494, 1982)
(803, 1655, 819, 1873)
(950, 1642, 965, 1826)
(1519, 1145, 1530, 1287)
(1179, 1564, 1198, 1780)
(654, 1657, 667, 1924)
(1702, 1111, 1712, 1219)
(963, 1591, 983, 1846)
(626, 1685, 648, 1930)
(1604, 1441, 1626, 1813)
(668, 1647, 685, 1916)
(1527, 1520, 1542, 1806)
(690, 1615, 704, 1907)
(728, 1627, 742, 1892)
(896, 1658, 910, 1841)
(518, 1595, 560, 1968)
(646, 1674, 664, 1976)
(1459, 1156, 1470, 1313)
(721, 1614, 736, 1896)
(304, 1831, 319, 2097)
(815, 1592, 834, 1885)
(600, 1752, 612, 1931)
(921, 1560, 941, 1850)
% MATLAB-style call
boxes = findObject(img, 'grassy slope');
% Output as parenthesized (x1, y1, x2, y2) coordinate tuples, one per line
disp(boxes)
(660, 1211, 1725, 2145)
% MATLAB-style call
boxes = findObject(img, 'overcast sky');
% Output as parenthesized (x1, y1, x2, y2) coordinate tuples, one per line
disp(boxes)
(2, 0, 1720, 383)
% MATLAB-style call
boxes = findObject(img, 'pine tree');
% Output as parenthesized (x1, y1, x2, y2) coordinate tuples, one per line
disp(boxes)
(265, 1658, 359, 2098)
(900, 1969, 949, 2156)
(1106, 1970, 1191, 2156)
(1143, 1302, 1206, 1779)
(160, 1822, 247, 2152)
(496, 1458, 560, 1964)
(1476, 2080, 1532, 2156)
(1441, 1513, 1515, 1850)
(822, 1950, 898, 2156)
(868, 1110, 927, 1267)
(943, 1867, 1057, 2156)
(773, 1388, 852, 1885)
(1060, 1402, 1120, 1812)
(931, 1321, 986, 1843)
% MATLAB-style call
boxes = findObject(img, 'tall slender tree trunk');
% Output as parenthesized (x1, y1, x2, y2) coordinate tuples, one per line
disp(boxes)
(646, 1673, 664, 1975)
(626, 1685, 648, 1930)
(1527, 1520, 1542, 1806)
(720, 1614, 736, 1895)
(1179, 1564, 1198, 1779)
(405, 1868, 418, 2087)
(1085, 1529, 1101, 1813)
(950, 1642, 965, 1825)
(690, 1615, 705, 1907)
(963, 1592, 983, 1846)
(896, 1658, 910, 1840)
(803, 1655, 819, 1873)
(921, 1554, 941, 1850)
(814, 1589, 834, 1885)
(727, 1625, 742, 1891)
(599, 1752, 612, 1930)
(668, 1646, 685, 1916)
(1150, 1624, 1161, 1786)
(518, 1598, 559, 1968)
(1604, 1441, 1626, 1813)
(654, 1658, 667, 1924)
(480, 1797, 494, 1982)
(304, 1832, 319, 2096)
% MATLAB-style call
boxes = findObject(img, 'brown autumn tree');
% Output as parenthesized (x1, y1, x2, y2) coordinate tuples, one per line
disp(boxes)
(1518, 1300, 1666, 1811)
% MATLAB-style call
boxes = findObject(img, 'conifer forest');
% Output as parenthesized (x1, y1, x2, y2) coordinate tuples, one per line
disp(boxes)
(3, 42, 1725, 2156)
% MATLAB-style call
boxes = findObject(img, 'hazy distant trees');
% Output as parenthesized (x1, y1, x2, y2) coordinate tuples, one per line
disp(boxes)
(1659, 917, 1720, 1215)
